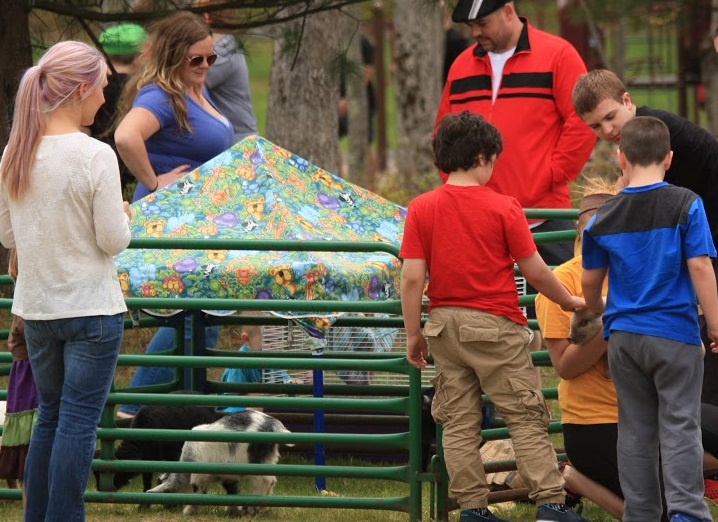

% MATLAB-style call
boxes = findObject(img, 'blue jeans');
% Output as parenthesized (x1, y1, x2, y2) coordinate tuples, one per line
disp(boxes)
(117, 317, 219, 415)
(23, 313, 123, 522)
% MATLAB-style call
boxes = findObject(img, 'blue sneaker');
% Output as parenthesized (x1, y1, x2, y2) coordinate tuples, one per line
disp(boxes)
(536, 503, 589, 522)
(669, 513, 708, 522)
(460, 507, 509, 522)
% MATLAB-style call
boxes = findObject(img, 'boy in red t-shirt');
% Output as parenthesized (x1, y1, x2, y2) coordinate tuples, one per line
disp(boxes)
(400, 111, 587, 522)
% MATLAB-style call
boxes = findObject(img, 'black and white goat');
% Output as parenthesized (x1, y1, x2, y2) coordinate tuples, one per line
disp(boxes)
(95, 403, 221, 494)
(148, 410, 291, 517)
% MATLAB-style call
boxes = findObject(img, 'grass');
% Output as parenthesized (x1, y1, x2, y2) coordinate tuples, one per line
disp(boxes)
(0, 453, 679, 522)
(0, 455, 434, 521)
(2, 452, 712, 521)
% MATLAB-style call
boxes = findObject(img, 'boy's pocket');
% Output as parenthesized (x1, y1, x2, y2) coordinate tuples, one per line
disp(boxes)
(506, 371, 550, 427)
(423, 320, 445, 339)
(459, 323, 499, 343)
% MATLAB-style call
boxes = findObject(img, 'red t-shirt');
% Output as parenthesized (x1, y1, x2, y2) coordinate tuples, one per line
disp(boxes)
(399, 184, 536, 324)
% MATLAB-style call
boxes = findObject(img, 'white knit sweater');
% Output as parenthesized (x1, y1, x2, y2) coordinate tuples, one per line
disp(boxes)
(0, 133, 131, 319)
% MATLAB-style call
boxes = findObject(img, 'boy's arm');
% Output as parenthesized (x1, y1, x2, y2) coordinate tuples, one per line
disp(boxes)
(687, 255, 718, 347)
(400, 258, 429, 369)
(545, 334, 607, 380)
(516, 252, 585, 311)
(581, 267, 607, 315)
(535, 291, 606, 379)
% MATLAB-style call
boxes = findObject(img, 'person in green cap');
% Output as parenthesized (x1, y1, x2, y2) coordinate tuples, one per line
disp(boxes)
(91, 23, 147, 193)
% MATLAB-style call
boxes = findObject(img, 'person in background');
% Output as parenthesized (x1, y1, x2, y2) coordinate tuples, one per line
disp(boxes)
(437, 0, 596, 354)
(441, 1, 469, 84)
(535, 176, 624, 519)
(91, 23, 147, 194)
(572, 68, 718, 410)
(194, 0, 257, 143)
(538, 176, 718, 518)
(115, 318, 221, 419)
(114, 11, 233, 202)
(401, 111, 587, 522)
(0, 249, 38, 508)
(338, 31, 377, 180)
(338, 33, 376, 143)
(114, 11, 233, 418)
(324, 318, 397, 385)
(582, 116, 718, 522)
(0, 40, 131, 521)
(216, 322, 293, 414)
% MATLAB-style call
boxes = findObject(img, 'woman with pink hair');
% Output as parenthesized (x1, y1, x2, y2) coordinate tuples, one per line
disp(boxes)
(0, 40, 131, 521)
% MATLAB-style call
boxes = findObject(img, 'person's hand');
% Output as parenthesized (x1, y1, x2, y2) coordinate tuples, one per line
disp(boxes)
(708, 322, 718, 352)
(158, 164, 190, 189)
(123, 201, 132, 222)
(560, 296, 586, 313)
(406, 333, 428, 369)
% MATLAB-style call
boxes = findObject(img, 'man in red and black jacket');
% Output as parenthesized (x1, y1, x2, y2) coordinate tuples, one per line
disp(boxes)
(436, 0, 596, 339)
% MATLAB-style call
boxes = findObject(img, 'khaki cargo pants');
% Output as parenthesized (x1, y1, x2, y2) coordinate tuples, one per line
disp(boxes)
(425, 307, 565, 509)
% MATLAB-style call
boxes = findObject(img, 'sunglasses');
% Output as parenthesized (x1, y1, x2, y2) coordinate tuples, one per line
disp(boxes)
(185, 53, 217, 67)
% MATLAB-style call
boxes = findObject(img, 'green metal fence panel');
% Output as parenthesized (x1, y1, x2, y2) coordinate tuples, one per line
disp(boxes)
(92, 353, 426, 519)
(0, 211, 578, 520)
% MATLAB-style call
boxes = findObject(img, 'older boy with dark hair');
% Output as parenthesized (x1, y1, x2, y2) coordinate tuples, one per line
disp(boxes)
(582, 116, 718, 522)
(401, 111, 588, 522)
(572, 69, 718, 245)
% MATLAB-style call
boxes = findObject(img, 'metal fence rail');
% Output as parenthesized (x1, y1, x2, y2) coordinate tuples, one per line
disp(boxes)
(0, 209, 580, 521)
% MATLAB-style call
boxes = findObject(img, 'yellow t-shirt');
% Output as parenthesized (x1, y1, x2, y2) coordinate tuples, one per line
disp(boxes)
(535, 256, 617, 425)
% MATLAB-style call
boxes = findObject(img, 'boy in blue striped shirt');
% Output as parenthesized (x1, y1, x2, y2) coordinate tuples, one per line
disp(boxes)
(582, 116, 718, 522)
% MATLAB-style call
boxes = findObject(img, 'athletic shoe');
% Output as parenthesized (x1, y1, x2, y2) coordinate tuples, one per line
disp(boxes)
(460, 507, 509, 522)
(536, 503, 590, 522)
(669, 512, 706, 522)
(704, 477, 718, 504)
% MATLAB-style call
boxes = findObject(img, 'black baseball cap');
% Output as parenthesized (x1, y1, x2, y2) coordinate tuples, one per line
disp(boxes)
(452, 0, 509, 23)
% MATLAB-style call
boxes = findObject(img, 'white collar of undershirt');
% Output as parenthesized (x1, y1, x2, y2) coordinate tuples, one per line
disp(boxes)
(488, 46, 516, 102)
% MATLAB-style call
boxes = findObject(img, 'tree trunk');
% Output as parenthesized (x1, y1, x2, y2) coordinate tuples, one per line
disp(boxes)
(1, 1, 32, 149)
(392, 0, 443, 193)
(345, 26, 370, 188)
(0, 1, 32, 289)
(265, 10, 343, 174)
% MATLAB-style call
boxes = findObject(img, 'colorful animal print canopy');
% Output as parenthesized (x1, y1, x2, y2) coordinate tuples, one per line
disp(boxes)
(114, 135, 406, 330)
